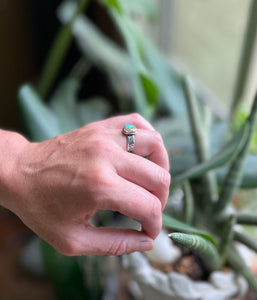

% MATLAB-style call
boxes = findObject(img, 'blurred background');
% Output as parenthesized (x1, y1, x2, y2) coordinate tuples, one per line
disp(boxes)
(0, 0, 257, 299)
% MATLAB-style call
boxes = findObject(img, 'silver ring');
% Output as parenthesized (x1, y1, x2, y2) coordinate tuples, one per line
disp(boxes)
(122, 124, 137, 153)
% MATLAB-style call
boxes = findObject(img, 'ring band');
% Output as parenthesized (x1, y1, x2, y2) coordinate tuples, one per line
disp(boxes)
(122, 124, 137, 153)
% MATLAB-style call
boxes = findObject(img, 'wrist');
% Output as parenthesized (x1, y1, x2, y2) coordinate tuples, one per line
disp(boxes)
(0, 130, 29, 211)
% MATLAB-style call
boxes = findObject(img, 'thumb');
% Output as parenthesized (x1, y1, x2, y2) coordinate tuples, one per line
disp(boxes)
(75, 226, 154, 256)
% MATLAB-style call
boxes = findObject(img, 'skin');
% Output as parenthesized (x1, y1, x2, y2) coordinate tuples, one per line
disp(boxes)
(0, 113, 170, 256)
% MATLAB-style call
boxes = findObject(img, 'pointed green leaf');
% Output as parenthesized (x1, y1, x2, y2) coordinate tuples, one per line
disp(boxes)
(215, 91, 257, 213)
(100, 0, 122, 13)
(139, 73, 158, 107)
(169, 233, 221, 272)
(18, 84, 60, 141)
(162, 213, 215, 244)
(219, 215, 236, 264)
(172, 122, 250, 183)
(38, 0, 89, 99)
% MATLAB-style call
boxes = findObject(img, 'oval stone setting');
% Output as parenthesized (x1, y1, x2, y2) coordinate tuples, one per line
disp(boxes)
(123, 124, 137, 135)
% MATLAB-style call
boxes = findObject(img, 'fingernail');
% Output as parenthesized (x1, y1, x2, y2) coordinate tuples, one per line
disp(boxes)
(138, 238, 154, 252)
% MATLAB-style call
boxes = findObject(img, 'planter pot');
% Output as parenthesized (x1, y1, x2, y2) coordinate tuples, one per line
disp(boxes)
(122, 252, 248, 300)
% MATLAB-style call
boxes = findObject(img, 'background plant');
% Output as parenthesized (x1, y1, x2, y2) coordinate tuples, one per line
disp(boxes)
(17, 0, 257, 298)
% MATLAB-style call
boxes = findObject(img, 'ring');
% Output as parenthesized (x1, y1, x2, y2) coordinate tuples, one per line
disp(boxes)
(122, 124, 137, 153)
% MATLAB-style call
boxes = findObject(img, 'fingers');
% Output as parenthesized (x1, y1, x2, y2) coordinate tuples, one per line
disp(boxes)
(124, 129, 170, 171)
(97, 174, 163, 239)
(67, 226, 154, 256)
(115, 151, 170, 210)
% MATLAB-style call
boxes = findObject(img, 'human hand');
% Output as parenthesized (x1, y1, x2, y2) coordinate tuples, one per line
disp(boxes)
(5, 113, 170, 256)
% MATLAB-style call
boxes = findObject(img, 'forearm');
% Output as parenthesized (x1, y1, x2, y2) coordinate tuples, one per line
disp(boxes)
(0, 129, 28, 211)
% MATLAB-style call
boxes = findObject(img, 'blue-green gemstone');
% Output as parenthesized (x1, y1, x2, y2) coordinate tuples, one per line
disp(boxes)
(123, 124, 136, 135)
(124, 124, 135, 129)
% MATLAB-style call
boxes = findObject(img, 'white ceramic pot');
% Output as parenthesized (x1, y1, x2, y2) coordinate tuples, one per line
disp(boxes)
(122, 251, 248, 300)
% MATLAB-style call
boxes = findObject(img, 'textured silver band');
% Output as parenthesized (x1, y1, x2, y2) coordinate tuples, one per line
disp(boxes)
(127, 134, 135, 153)
(122, 125, 137, 153)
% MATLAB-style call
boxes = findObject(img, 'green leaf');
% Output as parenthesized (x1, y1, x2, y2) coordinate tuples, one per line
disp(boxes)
(139, 73, 158, 107)
(169, 233, 221, 272)
(18, 84, 60, 141)
(219, 215, 236, 265)
(136, 30, 187, 117)
(100, 0, 122, 13)
(236, 212, 257, 225)
(234, 231, 257, 253)
(162, 213, 216, 245)
(172, 122, 250, 183)
(49, 77, 81, 132)
(227, 246, 257, 295)
(40, 240, 88, 300)
(183, 180, 194, 225)
(112, 14, 154, 119)
(38, 0, 89, 99)
(214, 91, 257, 213)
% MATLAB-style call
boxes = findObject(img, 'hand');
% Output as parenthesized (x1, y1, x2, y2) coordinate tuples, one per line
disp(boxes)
(4, 113, 170, 256)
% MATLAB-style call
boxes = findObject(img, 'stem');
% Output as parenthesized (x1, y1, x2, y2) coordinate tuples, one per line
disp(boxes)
(231, 0, 257, 115)
(38, 0, 89, 99)
(182, 76, 217, 205)
(236, 212, 257, 226)
(219, 215, 236, 265)
(214, 91, 257, 213)
(234, 230, 257, 253)
(183, 180, 194, 225)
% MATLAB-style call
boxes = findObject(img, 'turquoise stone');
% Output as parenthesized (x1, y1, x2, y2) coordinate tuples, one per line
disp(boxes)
(124, 124, 135, 129)
(123, 124, 136, 135)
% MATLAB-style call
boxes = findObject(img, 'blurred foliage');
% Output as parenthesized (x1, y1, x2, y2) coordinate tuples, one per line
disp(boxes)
(233, 103, 257, 153)
(17, 0, 257, 298)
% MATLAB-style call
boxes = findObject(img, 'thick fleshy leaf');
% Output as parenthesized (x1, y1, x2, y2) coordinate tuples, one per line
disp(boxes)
(139, 73, 158, 107)
(216, 153, 257, 189)
(162, 213, 215, 245)
(18, 84, 60, 141)
(236, 212, 257, 225)
(219, 215, 236, 264)
(169, 233, 221, 272)
(49, 77, 81, 132)
(214, 91, 257, 213)
(172, 122, 250, 183)
(234, 231, 257, 253)
(137, 31, 187, 117)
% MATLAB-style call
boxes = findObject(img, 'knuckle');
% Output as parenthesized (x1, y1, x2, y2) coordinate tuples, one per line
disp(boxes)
(129, 112, 143, 122)
(105, 239, 128, 256)
(158, 169, 171, 189)
(149, 197, 162, 219)
(91, 167, 112, 189)
(153, 131, 164, 148)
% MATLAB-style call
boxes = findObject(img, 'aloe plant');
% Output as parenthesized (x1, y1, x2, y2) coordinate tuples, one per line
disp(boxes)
(164, 76, 257, 295)
(17, 0, 257, 298)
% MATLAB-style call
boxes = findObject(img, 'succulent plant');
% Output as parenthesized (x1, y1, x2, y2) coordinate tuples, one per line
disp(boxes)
(162, 76, 257, 295)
